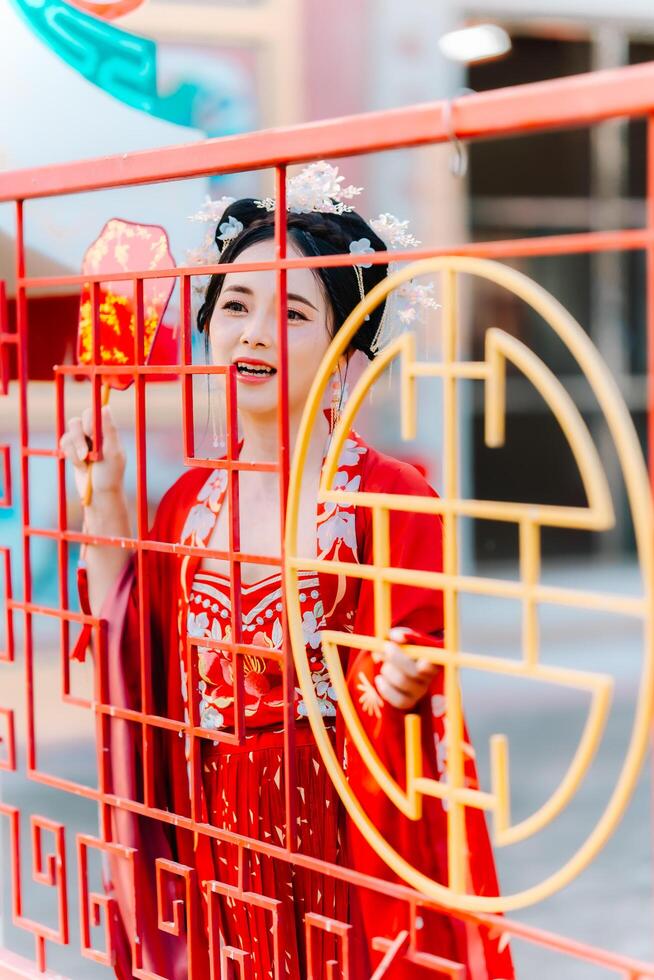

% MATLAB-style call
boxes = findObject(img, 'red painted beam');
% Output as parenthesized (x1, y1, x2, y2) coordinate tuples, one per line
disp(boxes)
(2, 61, 654, 201)
(0, 948, 69, 979)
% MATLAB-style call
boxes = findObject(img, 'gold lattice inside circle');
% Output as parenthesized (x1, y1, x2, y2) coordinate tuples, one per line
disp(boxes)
(285, 255, 654, 913)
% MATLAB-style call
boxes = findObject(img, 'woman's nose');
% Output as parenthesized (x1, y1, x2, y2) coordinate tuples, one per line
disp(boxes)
(239, 312, 274, 348)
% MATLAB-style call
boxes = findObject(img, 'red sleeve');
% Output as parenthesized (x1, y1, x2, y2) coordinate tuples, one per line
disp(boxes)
(344, 449, 514, 978)
(70, 467, 205, 667)
(353, 449, 444, 639)
(70, 467, 209, 978)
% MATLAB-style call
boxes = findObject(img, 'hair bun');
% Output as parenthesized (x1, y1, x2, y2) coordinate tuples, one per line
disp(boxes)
(332, 210, 386, 252)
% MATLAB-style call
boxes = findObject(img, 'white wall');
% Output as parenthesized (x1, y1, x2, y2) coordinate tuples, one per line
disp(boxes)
(468, 0, 654, 26)
(0, 5, 216, 278)
(364, 0, 466, 495)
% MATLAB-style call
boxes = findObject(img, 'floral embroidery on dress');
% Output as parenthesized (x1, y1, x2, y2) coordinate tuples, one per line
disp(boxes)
(317, 470, 361, 557)
(198, 681, 225, 731)
(431, 694, 446, 718)
(301, 599, 324, 649)
(180, 504, 215, 548)
(180, 470, 228, 545)
(339, 437, 367, 467)
(356, 671, 383, 719)
(317, 507, 357, 557)
(434, 733, 447, 774)
(197, 468, 228, 511)
(187, 610, 210, 637)
(178, 431, 368, 734)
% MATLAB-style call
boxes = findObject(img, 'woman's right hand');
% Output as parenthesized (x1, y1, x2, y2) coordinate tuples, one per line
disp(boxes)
(59, 405, 127, 507)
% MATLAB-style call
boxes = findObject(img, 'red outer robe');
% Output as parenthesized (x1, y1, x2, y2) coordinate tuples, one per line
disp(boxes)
(74, 431, 514, 979)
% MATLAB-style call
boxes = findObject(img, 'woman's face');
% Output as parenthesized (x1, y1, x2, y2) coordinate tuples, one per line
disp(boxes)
(209, 239, 333, 417)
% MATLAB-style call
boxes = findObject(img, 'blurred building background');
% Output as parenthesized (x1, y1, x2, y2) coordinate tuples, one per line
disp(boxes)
(2, 0, 654, 568)
(2, 1, 654, 976)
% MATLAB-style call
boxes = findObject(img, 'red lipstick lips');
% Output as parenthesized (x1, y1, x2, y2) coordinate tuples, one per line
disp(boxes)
(233, 357, 277, 383)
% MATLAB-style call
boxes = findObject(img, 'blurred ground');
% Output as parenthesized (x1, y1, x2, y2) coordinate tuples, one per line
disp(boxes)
(0, 559, 651, 978)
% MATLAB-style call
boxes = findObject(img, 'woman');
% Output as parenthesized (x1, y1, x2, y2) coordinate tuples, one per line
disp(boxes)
(61, 166, 513, 979)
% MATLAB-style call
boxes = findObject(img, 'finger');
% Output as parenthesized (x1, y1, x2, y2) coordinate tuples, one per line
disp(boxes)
(81, 406, 95, 439)
(101, 404, 120, 451)
(389, 626, 412, 644)
(82, 405, 114, 457)
(379, 660, 422, 697)
(383, 640, 439, 681)
(59, 431, 87, 470)
(375, 674, 414, 710)
(66, 417, 89, 464)
(382, 641, 424, 681)
(389, 626, 444, 652)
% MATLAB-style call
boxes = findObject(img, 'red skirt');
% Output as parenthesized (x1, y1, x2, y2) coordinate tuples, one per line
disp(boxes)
(200, 723, 351, 979)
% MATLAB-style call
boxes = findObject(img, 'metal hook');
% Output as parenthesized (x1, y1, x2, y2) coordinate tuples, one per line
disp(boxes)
(442, 88, 475, 179)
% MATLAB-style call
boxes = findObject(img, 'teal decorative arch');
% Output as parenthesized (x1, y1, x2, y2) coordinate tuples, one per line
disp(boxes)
(11, 0, 201, 127)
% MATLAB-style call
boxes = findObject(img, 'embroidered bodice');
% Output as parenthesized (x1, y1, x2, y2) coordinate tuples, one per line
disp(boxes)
(179, 433, 368, 733)
(188, 567, 340, 729)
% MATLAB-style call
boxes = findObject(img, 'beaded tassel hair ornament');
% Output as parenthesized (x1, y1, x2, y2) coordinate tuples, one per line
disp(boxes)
(188, 161, 439, 358)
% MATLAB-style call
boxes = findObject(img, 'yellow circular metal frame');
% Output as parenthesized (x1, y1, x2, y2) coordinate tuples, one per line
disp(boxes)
(284, 255, 654, 913)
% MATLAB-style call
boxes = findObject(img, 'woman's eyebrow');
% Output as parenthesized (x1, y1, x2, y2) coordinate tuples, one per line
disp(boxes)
(287, 292, 318, 311)
(223, 283, 318, 311)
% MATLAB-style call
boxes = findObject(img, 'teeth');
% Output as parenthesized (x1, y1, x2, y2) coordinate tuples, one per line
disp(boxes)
(236, 363, 275, 376)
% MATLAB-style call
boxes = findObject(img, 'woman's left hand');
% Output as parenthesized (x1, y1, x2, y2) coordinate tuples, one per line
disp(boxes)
(374, 627, 439, 710)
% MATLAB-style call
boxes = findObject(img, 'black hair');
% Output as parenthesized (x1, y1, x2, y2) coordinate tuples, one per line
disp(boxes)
(196, 198, 388, 361)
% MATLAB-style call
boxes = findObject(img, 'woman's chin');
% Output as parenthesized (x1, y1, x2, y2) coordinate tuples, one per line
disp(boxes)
(236, 392, 280, 417)
(235, 383, 320, 425)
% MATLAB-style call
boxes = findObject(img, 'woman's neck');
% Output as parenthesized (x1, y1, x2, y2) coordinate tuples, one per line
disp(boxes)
(237, 407, 330, 469)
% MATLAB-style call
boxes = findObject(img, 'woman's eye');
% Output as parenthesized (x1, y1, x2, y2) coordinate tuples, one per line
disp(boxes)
(221, 300, 306, 320)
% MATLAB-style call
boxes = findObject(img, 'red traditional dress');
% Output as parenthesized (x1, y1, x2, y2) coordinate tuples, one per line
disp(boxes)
(74, 429, 514, 980)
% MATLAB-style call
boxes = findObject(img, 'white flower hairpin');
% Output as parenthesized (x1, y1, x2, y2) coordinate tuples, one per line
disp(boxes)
(349, 238, 375, 267)
(360, 216, 440, 354)
(188, 195, 236, 224)
(369, 213, 421, 249)
(187, 195, 237, 295)
(217, 215, 243, 245)
(187, 162, 440, 352)
(255, 161, 363, 215)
